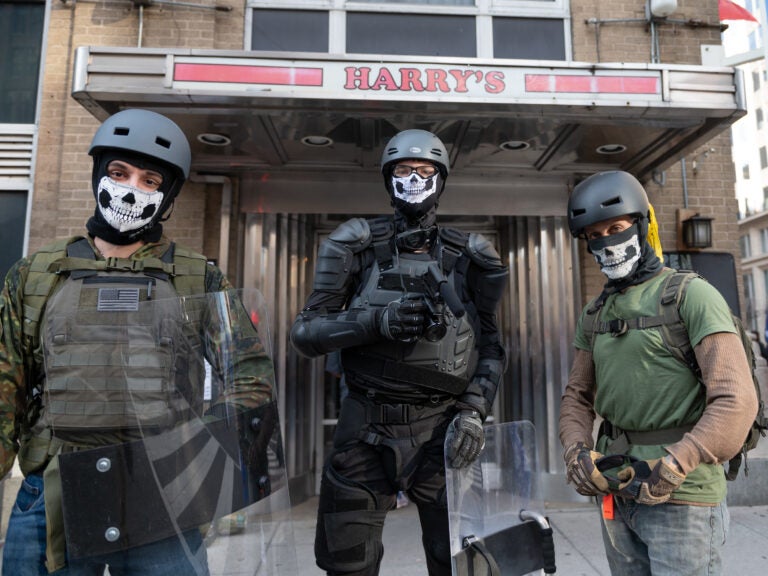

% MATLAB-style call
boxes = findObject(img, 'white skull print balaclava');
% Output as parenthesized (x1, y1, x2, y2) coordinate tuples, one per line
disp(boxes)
(588, 224, 642, 280)
(96, 176, 164, 233)
(87, 152, 178, 245)
(390, 172, 441, 221)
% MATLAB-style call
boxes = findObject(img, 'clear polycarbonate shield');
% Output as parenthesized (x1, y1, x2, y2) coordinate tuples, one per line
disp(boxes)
(446, 420, 556, 576)
(43, 288, 297, 575)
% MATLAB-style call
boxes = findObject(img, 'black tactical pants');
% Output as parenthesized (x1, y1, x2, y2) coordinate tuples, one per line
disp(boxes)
(314, 394, 455, 576)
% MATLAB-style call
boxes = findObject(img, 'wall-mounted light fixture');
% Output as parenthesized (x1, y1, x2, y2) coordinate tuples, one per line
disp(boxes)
(682, 214, 714, 249)
(676, 208, 714, 250)
(648, 0, 678, 18)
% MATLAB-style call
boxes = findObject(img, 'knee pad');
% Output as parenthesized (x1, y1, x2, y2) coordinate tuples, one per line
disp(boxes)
(315, 464, 387, 575)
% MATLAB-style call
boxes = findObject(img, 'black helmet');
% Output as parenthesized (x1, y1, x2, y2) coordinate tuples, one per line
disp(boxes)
(380, 129, 450, 179)
(567, 171, 649, 238)
(89, 109, 191, 180)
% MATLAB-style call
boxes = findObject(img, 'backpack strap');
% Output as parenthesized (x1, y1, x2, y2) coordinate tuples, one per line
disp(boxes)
(584, 271, 699, 372)
(657, 271, 701, 378)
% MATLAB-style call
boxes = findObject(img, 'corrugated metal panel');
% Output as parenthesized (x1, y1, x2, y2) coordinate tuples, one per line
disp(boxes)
(242, 213, 581, 493)
(243, 212, 317, 496)
(0, 124, 35, 185)
(500, 216, 580, 474)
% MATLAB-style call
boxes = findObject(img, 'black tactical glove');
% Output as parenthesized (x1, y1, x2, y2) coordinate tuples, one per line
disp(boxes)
(446, 410, 485, 468)
(564, 442, 610, 496)
(616, 457, 686, 505)
(378, 298, 428, 341)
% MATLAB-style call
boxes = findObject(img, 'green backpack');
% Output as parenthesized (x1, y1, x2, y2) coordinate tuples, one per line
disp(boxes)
(583, 270, 768, 480)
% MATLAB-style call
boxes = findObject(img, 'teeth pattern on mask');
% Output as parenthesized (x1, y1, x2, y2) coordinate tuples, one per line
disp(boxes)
(392, 174, 436, 205)
(97, 176, 162, 233)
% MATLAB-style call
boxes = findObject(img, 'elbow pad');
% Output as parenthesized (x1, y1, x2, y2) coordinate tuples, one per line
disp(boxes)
(460, 357, 504, 419)
(467, 233, 509, 314)
(290, 308, 381, 357)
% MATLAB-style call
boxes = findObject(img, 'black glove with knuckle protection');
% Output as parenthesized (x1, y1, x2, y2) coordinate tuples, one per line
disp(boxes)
(446, 409, 485, 469)
(378, 298, 428, 341)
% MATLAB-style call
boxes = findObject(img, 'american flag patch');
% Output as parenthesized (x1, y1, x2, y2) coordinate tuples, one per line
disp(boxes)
(97, 288, 140, 311)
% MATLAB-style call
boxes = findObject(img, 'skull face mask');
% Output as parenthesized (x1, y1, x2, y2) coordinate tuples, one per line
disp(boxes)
(390, 172, 441, 219)
(588, 224, 642, 280)
(97, 176, 164, 233)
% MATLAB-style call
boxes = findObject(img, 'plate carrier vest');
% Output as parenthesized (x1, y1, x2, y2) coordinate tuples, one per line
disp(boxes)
(18, 237, 208, 472)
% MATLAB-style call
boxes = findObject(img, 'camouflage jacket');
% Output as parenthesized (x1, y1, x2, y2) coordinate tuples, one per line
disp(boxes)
(0, 235, 274, 479)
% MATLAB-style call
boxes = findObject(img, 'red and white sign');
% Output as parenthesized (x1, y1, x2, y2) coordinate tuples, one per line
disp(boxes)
(172, 57, 662, 103)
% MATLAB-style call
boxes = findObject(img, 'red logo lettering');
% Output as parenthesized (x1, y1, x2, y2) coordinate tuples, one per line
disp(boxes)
(345, 67, 371, 90)
(484, 71, 505, 94)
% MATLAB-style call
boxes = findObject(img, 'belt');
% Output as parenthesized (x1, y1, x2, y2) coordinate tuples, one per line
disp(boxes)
(600, 419, 694, 454)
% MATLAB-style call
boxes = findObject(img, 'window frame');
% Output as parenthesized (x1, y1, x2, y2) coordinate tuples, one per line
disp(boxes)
(245, 0, 571, 60)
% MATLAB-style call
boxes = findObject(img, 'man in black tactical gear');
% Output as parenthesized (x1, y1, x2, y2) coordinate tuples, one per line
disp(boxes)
(290, 129, 508, 576)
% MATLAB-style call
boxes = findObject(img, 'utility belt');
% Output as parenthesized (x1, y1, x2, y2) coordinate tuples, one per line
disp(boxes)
(347, 390, 454, 425)
(599, 419, 695, 454)
(342, 352, 469, 396)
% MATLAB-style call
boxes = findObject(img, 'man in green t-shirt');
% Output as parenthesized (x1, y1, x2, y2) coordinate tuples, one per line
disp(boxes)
(558, 170, 757, 576)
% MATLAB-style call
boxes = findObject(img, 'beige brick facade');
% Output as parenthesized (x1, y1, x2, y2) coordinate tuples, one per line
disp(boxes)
(31, 0, 742, 307)
(32, 1, 244, 257)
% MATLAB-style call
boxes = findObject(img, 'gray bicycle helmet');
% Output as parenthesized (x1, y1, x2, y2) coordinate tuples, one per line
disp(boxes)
(380, 129, 450, 179)
(567, 171, 649, 238)
(89, 109, 191, 179)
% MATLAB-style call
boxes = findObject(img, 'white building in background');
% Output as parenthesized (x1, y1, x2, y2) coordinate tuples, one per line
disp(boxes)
(726, 0, 768, 334)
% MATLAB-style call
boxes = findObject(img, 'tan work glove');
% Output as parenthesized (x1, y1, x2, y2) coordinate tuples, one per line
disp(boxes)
(564, 442, 610, 496)
(616, 457, 686, 505)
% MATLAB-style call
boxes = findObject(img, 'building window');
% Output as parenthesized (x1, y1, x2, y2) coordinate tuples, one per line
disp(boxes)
(753, 70, 761, 91)
(251, 10, 328, 52)
(354, 0, 475, 4)
(247, 1, 569, 59)
(741, 234, 752, 258)
(744, 272, 756, 331)
(347, 12, 476, 57)
(0, 191, 27, 280)
(743, 164, 751, 179)
(761, 146, 768, 170)
(761, 228, 768, 253)
(0, 1, 45, 123)
(492, 17, 566, 60)
(763, 186, 768, 211)
(757, 108, 764, 130)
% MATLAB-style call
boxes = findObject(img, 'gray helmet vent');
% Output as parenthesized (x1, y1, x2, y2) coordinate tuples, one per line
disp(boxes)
(601, 196, 622, 208)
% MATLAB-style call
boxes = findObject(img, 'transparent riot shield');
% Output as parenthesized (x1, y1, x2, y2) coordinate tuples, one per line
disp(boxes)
(43, 288, 297, 575)
(446, 420, 556, 576)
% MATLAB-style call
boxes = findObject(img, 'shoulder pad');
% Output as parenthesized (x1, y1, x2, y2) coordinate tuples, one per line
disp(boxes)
(439, 227, 469, 250)
(328, 218, 372, 253)
(467, 233, 503, 269)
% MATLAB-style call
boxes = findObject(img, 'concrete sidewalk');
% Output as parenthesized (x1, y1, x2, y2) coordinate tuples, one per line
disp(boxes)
(291, 497, 768, 576)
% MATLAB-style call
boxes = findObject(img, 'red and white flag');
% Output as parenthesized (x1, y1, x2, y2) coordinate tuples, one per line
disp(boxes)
(719, 0, 759, 23)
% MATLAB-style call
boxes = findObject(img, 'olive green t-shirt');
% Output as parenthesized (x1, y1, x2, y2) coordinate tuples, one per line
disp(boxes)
(574, 269, 736, 504)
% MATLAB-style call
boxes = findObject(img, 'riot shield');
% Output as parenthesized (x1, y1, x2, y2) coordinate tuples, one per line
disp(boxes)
(43, 288, 297, 575)
(446, 420, 556, 576)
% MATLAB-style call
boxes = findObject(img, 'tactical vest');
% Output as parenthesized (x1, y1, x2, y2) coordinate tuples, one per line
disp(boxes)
(19, 237, 208, 470)
(342, 220, 478, 395)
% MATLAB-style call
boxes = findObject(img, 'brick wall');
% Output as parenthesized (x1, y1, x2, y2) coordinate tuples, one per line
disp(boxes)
(31, 0, 743, 301)
(31, 0, 244, 260)
(570, 1, 742, 309)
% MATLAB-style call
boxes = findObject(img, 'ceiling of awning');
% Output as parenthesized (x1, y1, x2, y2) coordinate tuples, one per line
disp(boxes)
(71, 47, 746, 213)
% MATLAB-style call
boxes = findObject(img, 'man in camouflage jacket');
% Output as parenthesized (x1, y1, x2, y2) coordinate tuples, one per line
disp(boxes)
(0, 109, 274, 575)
